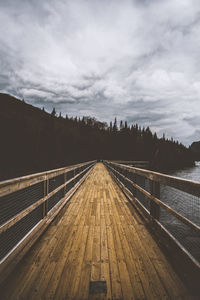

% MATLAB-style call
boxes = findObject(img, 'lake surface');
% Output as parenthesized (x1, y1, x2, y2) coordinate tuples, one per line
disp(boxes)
(160, 162, 200, 225)
(170, 161, 200, 182)
(159, 163, 200, 261)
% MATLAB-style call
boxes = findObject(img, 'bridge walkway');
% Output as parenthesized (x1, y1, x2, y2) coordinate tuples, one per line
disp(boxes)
(0, 163, 191, 299)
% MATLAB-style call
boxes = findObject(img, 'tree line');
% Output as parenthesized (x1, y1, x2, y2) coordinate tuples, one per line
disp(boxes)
(0, 93, 195, 180)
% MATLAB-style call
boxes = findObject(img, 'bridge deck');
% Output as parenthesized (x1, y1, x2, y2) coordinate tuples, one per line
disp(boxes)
(1, 163, 191, 299)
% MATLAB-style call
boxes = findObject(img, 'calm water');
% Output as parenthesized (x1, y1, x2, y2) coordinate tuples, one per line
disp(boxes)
(170, 161, 200, 182)
(159, 163, 200, 261)
(160, 162, 200, 225)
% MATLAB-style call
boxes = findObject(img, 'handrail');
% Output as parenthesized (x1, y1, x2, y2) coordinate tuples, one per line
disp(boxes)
(0, 161, 95, 197)
(0, 160, 96, 269)
(105, 160, 200, 266)
(0, 164, 93, 234)
(111, 161, 200, 198)
(111, 160, 149, 166)
(108, 164, 200, 232)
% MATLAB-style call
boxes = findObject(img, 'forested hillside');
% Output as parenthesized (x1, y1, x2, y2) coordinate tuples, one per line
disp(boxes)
(190, 141, 200, 160)
(0, 93, 195, 180)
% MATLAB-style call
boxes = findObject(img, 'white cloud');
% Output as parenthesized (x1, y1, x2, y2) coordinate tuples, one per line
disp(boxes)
(0, 0, 200, 145)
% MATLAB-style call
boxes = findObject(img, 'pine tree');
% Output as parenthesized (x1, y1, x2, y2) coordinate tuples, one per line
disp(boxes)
(113, 117, 117, 132)
(120, 120, 123, 130)
(109, 121, 113, 132)
(51, 107, 56, 117)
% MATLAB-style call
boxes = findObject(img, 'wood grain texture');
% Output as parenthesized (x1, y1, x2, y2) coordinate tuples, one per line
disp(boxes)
(0, 163, 193, 300)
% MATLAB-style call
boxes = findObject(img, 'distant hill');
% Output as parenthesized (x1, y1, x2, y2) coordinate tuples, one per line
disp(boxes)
(0, 93, 195, 180)
(190, 141, 200, 160)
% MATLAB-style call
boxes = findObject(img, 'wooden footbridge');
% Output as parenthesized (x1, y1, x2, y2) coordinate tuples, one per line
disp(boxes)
(0, 161, 199, 299)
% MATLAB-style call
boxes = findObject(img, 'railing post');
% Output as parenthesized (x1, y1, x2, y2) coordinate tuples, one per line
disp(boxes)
(43, 177, 48, 218)
(64, 172, 67, 196)
(150, 180, 160, 220)
(73, 168, 76, 186)
(132, 173, 137, 197)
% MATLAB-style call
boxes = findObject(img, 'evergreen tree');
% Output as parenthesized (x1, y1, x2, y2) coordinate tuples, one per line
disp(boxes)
(51, 107, 56, 117)
(113, 117, 117, 132)
(109, 121, 113, 132)
(120, 120, 123, 131)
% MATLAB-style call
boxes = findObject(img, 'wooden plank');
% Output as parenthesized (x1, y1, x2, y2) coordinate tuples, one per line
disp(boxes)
(53, 223, 86, 299)
(76, 170, 98, 300)
(10, 224, 63, 298)
(52, 175, 93, 299)
(139, 225, 192, 299)
(100, 217, 109, 264)
(100, 214, 111, 300)
(111, 216, 134, 300)
(95, 203, 101, 226)
(103, 190, 112, 226)
(62, 226, 89, 300)
(85, 189, 93, 226)
(42, 192, 89, 299)
(12, 190, 83, 299)
(0, 218, 63, 298)
(107, 226, 123, 299)
(91, 226, 101, 281)
(108, 186, 136, 300)
(116, 223, 146, 299)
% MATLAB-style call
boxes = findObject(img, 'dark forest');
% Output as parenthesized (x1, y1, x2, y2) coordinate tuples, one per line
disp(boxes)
(0, 93, 195, 181)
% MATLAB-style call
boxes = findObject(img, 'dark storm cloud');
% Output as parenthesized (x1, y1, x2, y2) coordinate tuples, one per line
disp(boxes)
(183, 116, 200, 127)
(126, 112, 167, 125)
(0, 0, 200, 145)
(126, 99, 166, 110)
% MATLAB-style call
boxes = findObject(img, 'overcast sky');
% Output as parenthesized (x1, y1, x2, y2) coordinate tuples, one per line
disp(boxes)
(0, 0, 200, 145)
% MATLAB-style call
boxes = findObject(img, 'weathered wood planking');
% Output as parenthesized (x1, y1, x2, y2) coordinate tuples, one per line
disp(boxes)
(0, 163, 193, 299)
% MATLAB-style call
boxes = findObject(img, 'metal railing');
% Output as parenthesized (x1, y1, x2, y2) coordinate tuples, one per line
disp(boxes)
(0, 160, 95, 281)
(105, 161, 200, 266)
